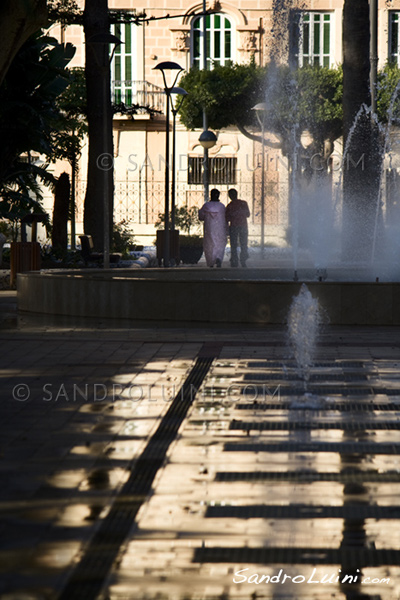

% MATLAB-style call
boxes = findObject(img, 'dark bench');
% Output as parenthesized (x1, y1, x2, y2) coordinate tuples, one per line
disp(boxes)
(79, 235, 122, 265)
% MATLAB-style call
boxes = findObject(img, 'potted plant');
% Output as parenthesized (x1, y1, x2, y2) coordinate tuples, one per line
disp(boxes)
(155, 206, 203, 264)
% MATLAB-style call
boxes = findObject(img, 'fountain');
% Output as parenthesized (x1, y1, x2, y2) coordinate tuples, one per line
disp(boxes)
(287, 283, 322, 382)
(15, 3, 400, 326)
(285, 283, 328, 409)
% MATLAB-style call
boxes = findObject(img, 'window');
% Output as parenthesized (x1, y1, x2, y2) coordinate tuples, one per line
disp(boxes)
(290, 12, 333, 68)
(111, 23, 137, 105)
(188, 156, 237, 185)
(390, 12, 400, 64)
(191, 13, 234, 69)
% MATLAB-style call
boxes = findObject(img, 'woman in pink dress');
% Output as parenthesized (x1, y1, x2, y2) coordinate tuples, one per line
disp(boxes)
(198, 189, 227, 267)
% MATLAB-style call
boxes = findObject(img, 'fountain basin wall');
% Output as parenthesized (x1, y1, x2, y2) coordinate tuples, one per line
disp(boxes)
(17, 269, 400, 325)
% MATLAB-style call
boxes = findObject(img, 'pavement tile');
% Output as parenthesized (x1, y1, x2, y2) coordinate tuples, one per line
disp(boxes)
(1, 299, 400, 598)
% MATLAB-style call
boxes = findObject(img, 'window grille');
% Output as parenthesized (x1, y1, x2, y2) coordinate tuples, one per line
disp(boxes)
(188, 156, 237, 185)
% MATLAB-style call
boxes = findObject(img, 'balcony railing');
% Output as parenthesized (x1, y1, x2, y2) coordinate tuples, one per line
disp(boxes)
(112, 80, 165, 114)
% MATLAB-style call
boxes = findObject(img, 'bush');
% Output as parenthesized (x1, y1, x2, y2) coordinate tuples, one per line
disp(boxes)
(155, 206, 201, 235)
(112, 220, 135, 257)
(40, 242, 83, 268)
(0, 219, 16, 241)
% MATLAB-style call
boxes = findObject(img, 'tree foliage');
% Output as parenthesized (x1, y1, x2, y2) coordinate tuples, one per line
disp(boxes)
(377, 62, 400, 124)
(0, 0, 47, 86)
(178, 62, 343, 157)
(52, 66, 88, 165)
(178, 61, 265, 132)
(0, 33, 76, 221)
(48, 0, 82, 26)
(47, 0, 146, 26)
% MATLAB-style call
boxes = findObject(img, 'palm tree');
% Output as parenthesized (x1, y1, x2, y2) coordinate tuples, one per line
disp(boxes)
(82, 0, 114, 252)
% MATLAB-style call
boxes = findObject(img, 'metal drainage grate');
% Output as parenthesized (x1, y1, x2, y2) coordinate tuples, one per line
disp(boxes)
(215, 470, 400, 483)
(223, 441, 400, 455)
(236, 401, 400, 411)
(205, 504, 400, 519)
(242, 385, 380, 396)
(246, 361, 367, 369)
(193, 546, 400, 567)
(241, 386, 400, 396)
(58, 356, 214, 600)
(243, 373, 369, 381)
(229, 420, 400, 431)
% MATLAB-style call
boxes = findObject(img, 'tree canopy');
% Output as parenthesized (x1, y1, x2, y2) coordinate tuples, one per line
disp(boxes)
(0, 0, 47, 86)
(0, 33, 76, 221)
(377, 62, 400, 125)
(178, 62, 344, 157)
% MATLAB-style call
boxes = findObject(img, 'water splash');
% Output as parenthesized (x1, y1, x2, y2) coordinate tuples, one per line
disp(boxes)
(371, 76, 400, 263)
(287, 284, 321, 382)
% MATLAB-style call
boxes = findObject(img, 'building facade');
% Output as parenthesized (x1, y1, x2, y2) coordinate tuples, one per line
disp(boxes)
(46, 0, 400, 246)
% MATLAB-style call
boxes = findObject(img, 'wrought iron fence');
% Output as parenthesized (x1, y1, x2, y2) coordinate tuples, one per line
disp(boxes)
(75, 173, 282, 229)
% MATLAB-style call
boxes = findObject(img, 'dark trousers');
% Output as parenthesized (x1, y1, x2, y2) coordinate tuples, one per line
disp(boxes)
(229, 225, 248, 266)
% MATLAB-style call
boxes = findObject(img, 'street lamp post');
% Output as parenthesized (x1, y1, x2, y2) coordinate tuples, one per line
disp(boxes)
(170, 86, 188, 232)
(199, 129, 217, 201)
(202, 0, 209, 205)
(154, 61, 183, 267)
(87, 33, 121, 269)
(252, 102, 267, 258)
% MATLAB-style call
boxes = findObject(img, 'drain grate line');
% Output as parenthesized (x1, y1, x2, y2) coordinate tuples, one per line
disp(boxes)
(58, 356, 214, 600)
(205, 504, 400, 519)
(229, 420, 400, 431)
(236, 401, 400, 411)
(243, 373, 369, 381)
(241, 385, 400, 396)
(246, 361, 367, 368)
(215, 470, 400, 483)
(193, 546, 400, 567)
(224, 442, 400, 455)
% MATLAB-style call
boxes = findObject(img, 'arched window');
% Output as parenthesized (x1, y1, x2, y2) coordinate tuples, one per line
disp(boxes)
(191, 13, 234, 69)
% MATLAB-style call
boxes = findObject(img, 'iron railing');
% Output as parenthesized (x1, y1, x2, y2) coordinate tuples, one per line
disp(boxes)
(112, 80, 164, 113)
(75, 174, 282, 228)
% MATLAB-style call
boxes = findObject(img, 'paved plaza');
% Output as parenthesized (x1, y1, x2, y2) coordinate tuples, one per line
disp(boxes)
(0, 290, 400, 599)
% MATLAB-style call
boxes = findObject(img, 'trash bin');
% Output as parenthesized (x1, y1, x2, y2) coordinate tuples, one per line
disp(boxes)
(156, 230, 180, 265)
(10, 213, 47, 287)
(10, 242, 41, 287)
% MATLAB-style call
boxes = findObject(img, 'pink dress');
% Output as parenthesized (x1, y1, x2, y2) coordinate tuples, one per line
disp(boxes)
(198, 201, 227, 267)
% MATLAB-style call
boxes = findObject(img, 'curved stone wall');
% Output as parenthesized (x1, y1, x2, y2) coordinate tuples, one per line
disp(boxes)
(16, 269, 400, 325)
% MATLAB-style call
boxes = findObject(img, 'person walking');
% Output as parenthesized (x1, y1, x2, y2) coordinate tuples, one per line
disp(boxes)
(198, 188, 227, 267)
(225, 188, 250, 267)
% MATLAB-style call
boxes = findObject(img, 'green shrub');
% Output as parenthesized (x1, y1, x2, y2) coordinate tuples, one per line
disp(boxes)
(112, 220, 135, 257)
(155, 206, 201, 236)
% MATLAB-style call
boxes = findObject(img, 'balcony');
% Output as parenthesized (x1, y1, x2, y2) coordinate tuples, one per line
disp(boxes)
(112, 80, 165, 114)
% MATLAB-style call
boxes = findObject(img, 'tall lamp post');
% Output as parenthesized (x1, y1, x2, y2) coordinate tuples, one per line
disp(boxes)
(154, 61, 183, 267)
(199, 129, 217, 201)
(170, 86, 188, 232)
(202, 0, 208, 205)
(87, 33, 122, 269)
(252, 102, 267, 258)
